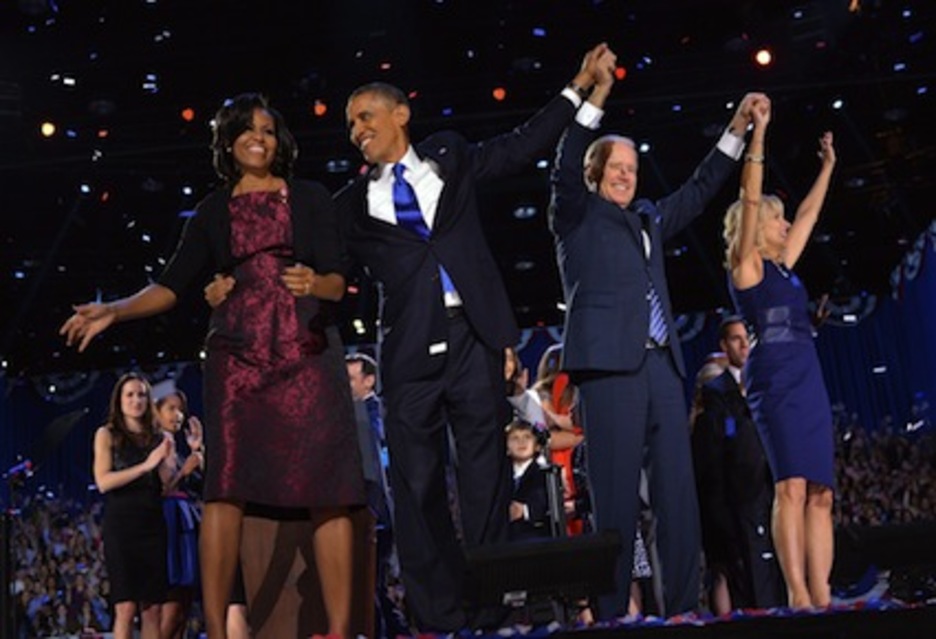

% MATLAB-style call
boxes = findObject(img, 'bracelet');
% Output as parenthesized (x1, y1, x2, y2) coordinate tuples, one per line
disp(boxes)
(566, 82, 591, 101)
(744, 154, 765, 163)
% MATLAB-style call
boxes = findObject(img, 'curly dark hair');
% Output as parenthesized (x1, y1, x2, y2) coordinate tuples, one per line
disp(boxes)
(210, 93, 298, 183)
(106, 372, 159, 449)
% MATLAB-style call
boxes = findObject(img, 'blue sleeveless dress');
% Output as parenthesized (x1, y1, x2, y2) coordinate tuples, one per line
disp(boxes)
(729, 260, 835, 489)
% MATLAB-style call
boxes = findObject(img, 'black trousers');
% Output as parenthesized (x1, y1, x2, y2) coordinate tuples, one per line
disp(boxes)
(382, 314, 509, 631)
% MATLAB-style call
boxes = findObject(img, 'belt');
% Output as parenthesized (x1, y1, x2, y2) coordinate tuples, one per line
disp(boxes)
(645, 338, 669, 350)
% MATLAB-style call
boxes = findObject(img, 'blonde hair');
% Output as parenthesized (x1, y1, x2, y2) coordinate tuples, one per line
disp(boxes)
(722, 194, 784, 267)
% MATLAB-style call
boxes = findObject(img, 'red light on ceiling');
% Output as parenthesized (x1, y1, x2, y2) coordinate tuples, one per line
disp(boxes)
(614, 66, 627, 81)
(492, 87, 507, 101)
(181, 107, 196, 122)
(313, 100, 327, 117)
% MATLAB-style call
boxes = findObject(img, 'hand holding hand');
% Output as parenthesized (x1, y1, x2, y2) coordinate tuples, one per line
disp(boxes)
(751, 95, 771, 128)
(281, 263, 318, 297)
(574, 42, 610, 89)
(204, 274, 235, 309)
(592, 48, 618, 89)
(730, 92, 769, 136)
(59, 302, 117, 352)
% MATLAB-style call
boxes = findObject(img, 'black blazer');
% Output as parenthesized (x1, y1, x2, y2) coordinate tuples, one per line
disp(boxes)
(158, 179, 345, 296)
(692, 369, 773, 552)
(550, 122, 738, 377)
(336, 95, 577, 389)
(508, 461, 551, 541)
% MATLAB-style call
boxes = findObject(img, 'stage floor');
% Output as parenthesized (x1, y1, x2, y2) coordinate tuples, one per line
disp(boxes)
(449, 568, 936, 638)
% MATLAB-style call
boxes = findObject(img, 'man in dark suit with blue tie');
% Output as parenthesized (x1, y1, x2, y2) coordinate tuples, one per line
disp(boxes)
(336, 43, 617, 631)
(549, 65, 765, 619)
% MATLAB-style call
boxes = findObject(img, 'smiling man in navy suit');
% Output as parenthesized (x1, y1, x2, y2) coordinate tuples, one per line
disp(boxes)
(336, 43, 617, 631)
(549, 68, 766, 619)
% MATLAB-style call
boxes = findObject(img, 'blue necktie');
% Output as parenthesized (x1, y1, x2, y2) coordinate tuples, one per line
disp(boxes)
(392, 163, 456, 296)
(640, 212, 669, 346)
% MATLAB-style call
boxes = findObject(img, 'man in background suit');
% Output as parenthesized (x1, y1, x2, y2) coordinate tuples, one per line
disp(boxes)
(336, 43, 616, 631)
(346, 352, 409, 638)
(549, 61, 765, 618)
(692, 317, 784, 613)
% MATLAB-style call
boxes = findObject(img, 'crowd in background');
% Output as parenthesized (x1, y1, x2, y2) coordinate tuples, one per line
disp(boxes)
(5, 395, 934, 637)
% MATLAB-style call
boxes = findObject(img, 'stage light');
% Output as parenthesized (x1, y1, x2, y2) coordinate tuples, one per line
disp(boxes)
(346, 285, 359, 295)
(893, 61, 907, 72)
(182, 185, 193, 196)
(79, 183, 91, 194)
(313, 99, 327, 116)
(638, 142, 651, 153)
(97, 128, 108, 138)
(379, 62, 391, 71)
(556, 302, 567, 312)
(754, 47, 773, 67)
(917, 85, 928, 95)
(671, 104, 682, 112)
(832, 98, 844, 110)
(532, 27, 546, 37)
(513, 206, 537, 220)
(181, 107, 195, 122)
(614, 66, 627, 80)
(40, 121, 56, 137)
(536, 159, 549, 169)
(407, 90, 419, 99)
(492, 87, 506, 101)
(442, 107, 453, 116)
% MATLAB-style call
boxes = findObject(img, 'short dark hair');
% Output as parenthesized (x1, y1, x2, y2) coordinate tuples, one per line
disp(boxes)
(504, 419, 537, 436)
(348, 82, 409, 110)
(584, 134, 637, 191)
(718, 314, 746, 341)
(210, 93, 298, 183)
(346, 351, 378, 378)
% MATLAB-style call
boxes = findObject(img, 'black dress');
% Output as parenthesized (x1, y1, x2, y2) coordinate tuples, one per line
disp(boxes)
(102, 434, 168, 604)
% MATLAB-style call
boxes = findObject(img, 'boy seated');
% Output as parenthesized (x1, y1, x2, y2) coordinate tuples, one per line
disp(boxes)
(506, 419, 553, 541)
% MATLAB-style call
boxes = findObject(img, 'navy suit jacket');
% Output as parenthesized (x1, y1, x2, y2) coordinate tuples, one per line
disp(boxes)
(336, 95, 577, 389)
(549, 122, 738, 377)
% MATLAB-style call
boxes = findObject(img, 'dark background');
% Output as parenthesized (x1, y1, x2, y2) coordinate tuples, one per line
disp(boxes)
(1, 0, 934, 376)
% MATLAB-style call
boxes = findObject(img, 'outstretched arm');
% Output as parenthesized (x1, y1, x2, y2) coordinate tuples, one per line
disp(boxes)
(730, 96, 770, 290)
(60, 284, 177, 352)
(783, 131, 836, 269)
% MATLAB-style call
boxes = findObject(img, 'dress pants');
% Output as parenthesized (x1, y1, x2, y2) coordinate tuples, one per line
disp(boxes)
(577, 348, 701, 619)
(382, 313, 509, 631)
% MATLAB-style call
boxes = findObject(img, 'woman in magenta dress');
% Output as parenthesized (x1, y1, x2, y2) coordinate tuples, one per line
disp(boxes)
(723, 96, 837, 609)
(61, 93, 364, 638)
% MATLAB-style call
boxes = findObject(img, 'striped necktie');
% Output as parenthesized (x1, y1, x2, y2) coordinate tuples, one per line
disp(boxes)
(392, 163, 456, 296)
(640, 212, 669, 346)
